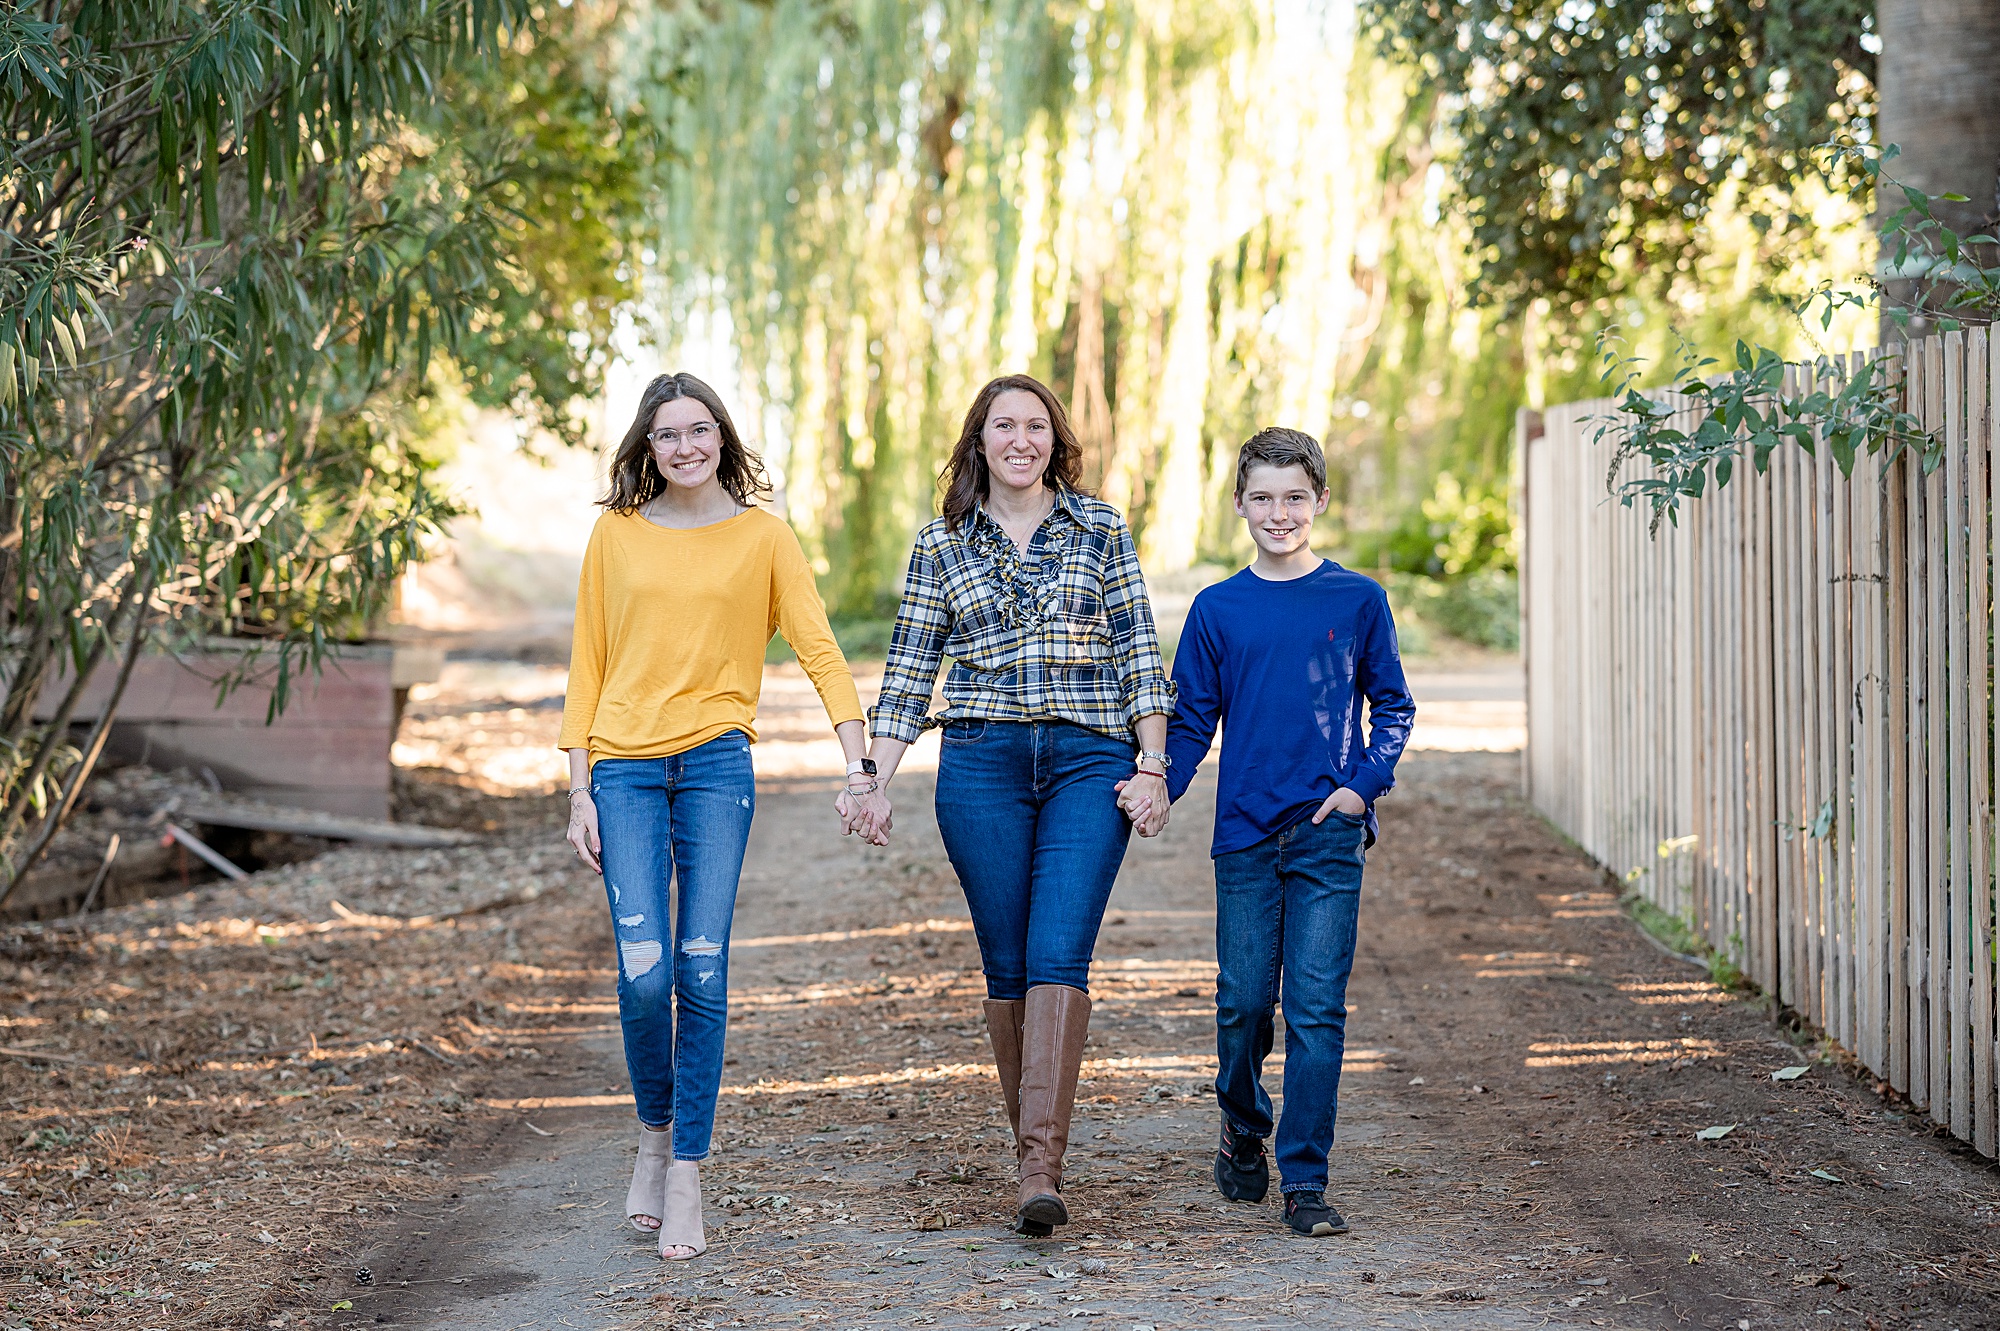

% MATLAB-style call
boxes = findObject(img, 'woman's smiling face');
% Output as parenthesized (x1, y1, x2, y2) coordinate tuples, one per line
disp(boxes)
(649, 396, 723, 493)
(980, 388, 1054, 496)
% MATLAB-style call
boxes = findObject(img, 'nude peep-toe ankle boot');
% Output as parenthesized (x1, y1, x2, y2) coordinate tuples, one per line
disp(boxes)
(625, 1126, 671, 1232)
(659, 1160, 707, 1260)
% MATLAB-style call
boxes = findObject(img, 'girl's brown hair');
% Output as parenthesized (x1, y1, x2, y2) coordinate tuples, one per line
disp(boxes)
(938, 374, 1084, 530)
(599, 372, 771, 513)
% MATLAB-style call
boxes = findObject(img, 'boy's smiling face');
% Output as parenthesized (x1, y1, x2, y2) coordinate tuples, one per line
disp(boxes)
(1235, 462, 1329, 559)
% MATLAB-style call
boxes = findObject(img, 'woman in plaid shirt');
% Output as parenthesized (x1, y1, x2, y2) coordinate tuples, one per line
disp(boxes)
(862, 373, 1176, 1236)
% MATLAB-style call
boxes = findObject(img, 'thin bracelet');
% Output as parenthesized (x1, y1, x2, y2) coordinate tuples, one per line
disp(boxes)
(568, 788, 592, 801)
(845, 779, 880, 795)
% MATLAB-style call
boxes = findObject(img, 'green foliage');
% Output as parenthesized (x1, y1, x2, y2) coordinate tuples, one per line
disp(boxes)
(1379, 571, 1518, 655)
(1592, 145, 1996, 531)
(0, 1, 655, 895)
(430, 6, 659, 441)
(1349, 470, 1516, 579)
(1623, 891, 1751, 992)
(1424, 572, 1520, 653)
(1595, 332, 1925, 531)
(1362, 0, 1876, 314)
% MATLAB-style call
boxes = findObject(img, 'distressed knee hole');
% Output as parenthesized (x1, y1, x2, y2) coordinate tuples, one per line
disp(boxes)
(617, 913, 645, 928)
(618, 938, 664, 981)
(682, 937, 723, 982)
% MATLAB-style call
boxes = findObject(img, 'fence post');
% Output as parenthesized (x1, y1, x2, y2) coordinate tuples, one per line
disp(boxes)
(1517, 408, 1543, 803)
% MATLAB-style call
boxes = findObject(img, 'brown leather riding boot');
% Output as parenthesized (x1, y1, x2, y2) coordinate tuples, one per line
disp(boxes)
(982, 998, 1026, 1160)
(1016, 983, 1091, 1231)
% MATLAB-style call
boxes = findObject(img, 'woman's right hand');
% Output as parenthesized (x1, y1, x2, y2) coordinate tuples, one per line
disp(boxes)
(567, 791, 603, 873)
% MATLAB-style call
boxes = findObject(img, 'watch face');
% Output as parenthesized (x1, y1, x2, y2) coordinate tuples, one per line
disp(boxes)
(861, 759, 879, 775)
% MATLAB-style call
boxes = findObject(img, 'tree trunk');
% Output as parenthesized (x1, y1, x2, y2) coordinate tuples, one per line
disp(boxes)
(1876, 0, 2000, 343)
(1069, 268, 1113, 488)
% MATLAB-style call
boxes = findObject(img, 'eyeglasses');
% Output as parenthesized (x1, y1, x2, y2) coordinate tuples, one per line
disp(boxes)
(646, 422, 717, 448)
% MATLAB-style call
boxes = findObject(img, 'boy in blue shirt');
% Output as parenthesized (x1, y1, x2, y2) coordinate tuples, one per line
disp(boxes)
(1132, 427, 1414, 1236)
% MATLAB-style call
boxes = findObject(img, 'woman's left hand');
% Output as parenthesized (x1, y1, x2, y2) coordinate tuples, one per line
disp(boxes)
(1114, 771, 1170, 838)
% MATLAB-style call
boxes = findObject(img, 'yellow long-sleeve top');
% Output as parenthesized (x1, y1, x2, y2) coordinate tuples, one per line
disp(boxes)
(558, 508, 864, 761)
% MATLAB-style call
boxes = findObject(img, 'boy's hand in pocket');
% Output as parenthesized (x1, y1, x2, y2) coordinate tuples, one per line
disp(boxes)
(1311, 787, 1366, 824)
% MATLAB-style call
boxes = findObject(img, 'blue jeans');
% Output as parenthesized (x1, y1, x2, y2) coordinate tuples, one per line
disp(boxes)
(933, 720, 1134, 998)
(1213, 809, 1366, 1194)
(590, 733, 756, 1161)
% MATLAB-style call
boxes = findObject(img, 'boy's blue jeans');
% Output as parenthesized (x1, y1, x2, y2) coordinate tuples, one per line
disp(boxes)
(933, 719, 1134, 998)
(590, 733, 756, 1161)
(1213, 808, 1367, 1195)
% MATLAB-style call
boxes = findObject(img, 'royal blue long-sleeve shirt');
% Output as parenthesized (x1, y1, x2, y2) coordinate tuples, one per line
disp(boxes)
(1163, 561, 1416, 857)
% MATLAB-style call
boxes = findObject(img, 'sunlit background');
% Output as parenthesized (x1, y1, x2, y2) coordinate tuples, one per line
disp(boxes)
(387, 0, 1878, 791)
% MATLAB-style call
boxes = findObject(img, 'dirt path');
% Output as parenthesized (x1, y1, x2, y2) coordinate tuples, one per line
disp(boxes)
(7, 666, 1997, 1330)
(354, 709, 1996, 1329)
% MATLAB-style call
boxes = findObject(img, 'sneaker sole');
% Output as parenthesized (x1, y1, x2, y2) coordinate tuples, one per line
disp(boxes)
(1287, 1218, 1350, 1237)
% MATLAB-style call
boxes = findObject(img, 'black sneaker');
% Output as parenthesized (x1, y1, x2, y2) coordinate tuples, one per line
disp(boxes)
(1282, 1190, 1349, 1236)
(1213, 1121, 1269, 1202)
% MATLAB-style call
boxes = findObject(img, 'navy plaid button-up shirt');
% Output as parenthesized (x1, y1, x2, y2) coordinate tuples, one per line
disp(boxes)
(868, 488, 1177, 744)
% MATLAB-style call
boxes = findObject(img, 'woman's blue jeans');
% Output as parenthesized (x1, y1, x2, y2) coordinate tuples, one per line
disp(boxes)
(933, 719, 1135, 998)
(1213, 809, 1366, 1195)
(590, 733, 755, 1161)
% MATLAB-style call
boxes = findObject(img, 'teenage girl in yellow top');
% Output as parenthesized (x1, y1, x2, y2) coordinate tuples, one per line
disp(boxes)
(559, 373, 890, 1260)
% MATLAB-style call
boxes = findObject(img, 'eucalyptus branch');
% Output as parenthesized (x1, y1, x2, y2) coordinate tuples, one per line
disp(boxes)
(1592, 141, 1998, 530)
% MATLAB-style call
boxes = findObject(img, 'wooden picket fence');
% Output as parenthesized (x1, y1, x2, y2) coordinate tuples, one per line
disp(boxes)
(1521, 329, 1999, 1158)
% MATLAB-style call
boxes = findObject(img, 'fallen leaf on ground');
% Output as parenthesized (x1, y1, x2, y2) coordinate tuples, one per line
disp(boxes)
(1810, 1168, 1844, 1183)
(1694, 1124, 1737, 1140)
(1772, 1066, 1809, 1080)
(525, 1121, 554, 1137)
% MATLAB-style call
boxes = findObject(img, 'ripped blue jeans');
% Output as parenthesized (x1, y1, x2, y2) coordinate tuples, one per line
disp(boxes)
(590, 733, 755, 1161)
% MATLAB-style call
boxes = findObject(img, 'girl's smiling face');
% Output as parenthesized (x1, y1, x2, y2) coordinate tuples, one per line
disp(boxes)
(649, 396, 722, 493)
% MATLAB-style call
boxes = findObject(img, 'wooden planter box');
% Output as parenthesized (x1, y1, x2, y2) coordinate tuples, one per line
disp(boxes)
(40, 641, 442, 819)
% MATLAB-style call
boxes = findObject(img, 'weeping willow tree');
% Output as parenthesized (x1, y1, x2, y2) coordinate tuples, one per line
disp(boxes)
(634, 0, 1444, 611)
(628, 0, 1873, 648)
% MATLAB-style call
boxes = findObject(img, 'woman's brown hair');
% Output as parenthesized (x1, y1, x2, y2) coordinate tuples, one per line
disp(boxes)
(938, 374, 1084, 530)
(599, 372, 771, 513)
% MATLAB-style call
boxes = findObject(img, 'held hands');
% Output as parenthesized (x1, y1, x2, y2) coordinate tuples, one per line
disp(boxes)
(836, 785, 893, 846)
(566, 791, 602, 873)
(1114, 770, 1171, 838)
(1310, 786, 1367, 824)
